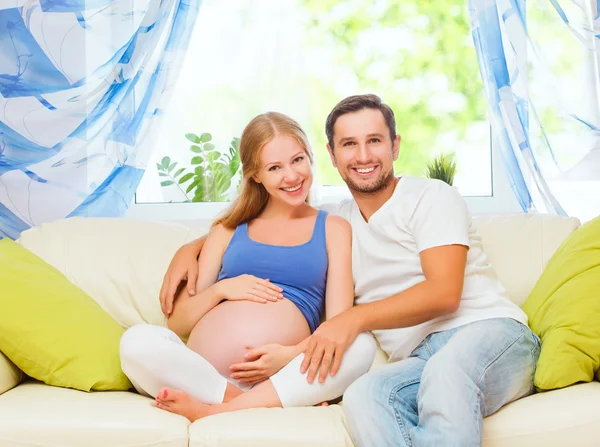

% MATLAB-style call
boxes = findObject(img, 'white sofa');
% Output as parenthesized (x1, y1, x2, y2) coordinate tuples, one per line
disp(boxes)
(1, 213, 599, 447)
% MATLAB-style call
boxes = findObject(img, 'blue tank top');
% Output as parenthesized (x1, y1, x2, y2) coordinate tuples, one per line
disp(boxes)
(217, 210, 328, 333)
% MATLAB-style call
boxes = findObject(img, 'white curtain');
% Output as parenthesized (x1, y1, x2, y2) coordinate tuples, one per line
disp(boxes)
(469, 0, 600, 220)
(0, 0, 201, 238)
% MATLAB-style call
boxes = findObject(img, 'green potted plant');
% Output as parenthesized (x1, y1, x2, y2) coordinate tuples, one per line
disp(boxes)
(157, 132, 241, 202)
(424, 153, 457, 186)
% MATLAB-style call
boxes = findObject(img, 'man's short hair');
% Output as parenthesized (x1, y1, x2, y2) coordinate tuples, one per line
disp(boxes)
(325, 94, 397, 150)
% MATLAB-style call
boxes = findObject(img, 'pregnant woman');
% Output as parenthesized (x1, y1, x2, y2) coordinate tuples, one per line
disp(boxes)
(120, 111, 376, 422)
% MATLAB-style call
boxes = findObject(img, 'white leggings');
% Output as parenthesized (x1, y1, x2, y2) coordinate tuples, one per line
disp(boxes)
(120, 324, 376, 407)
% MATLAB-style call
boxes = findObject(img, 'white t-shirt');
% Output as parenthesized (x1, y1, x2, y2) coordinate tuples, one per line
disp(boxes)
(320, 176, 527, 361)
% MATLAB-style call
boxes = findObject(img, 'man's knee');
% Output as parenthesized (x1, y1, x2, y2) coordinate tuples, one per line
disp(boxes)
(418, 352, 476, 411)
(420, 352, 459, 387)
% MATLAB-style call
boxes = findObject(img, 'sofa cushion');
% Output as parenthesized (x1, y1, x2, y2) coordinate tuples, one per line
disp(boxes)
(17, 217, 202, 329)
(0, 352, 21, 396)
(186, 382, 600, 447)
(0, 238, 131, 392)
(189, 405, 354, 447)
(482, 382, 600, 446)
(0, 381, 189, 447)
(522, 216, 600, 390)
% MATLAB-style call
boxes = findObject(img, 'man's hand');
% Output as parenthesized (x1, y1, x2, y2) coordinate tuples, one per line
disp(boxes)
(229, 344, 295, 385)
(300, 312, 360, 384)
(159, 242, 201, 316)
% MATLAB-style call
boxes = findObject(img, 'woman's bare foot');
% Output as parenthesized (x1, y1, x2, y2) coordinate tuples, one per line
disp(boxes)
(223, 382, 244, 402)
(155, 388, 215, 422)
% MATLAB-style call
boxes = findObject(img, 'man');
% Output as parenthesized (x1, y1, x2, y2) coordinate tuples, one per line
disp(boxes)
(159, 94, 540, 446)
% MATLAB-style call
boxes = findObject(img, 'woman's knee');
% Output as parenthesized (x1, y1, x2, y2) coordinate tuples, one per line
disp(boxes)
(344, 332, 377, 375)
(352, 332, 377, 354)
(120, 324, 169, 368)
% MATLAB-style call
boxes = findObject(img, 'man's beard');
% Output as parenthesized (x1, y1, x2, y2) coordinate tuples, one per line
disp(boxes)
(343, 166, 395, 195)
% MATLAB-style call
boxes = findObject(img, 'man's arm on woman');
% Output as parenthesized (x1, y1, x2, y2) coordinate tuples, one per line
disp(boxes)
(166, 225, 230, 337)
(159, 201, 346, 316)
(160, 235, 207, 316)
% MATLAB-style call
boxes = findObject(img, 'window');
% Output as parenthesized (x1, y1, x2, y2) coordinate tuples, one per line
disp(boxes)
(132, 0, 503, 219)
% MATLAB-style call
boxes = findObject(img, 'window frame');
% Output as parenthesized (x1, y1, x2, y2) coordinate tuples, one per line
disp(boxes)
(126, 131, 523, 221)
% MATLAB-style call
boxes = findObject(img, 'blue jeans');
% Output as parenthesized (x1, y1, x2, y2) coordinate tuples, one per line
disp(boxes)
(342, 318, 541, 447)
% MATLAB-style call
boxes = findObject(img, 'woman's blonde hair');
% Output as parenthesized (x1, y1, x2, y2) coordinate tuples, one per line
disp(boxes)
(212, 112, 314, 229)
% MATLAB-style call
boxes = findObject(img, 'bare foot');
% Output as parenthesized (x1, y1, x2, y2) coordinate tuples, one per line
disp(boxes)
(223, 382, 244, 403)
(155, 388, 215, 422)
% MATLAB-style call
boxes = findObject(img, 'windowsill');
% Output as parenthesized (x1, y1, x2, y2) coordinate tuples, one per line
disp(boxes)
(127, 186, 522, 222)
(128, 136, 523, 221)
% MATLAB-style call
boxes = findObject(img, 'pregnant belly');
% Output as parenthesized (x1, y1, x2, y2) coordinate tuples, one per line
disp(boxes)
(186, 298, 311, 378)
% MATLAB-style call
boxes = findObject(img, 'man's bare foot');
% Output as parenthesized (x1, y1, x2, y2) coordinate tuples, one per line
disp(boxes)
(155, 388, 215, 422)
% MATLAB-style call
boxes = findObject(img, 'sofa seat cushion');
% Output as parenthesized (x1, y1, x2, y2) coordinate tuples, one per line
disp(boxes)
(483, 382, 600, 446)
(0, 382, 189, 447)
(187, 382, 600, 447)
(189, 405, 354, 447)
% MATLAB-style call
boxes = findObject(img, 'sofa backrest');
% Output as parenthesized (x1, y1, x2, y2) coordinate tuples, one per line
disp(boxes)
(17, 217, 203, 329)
(15, 213, 580, 330)
(170, 214, 581, 307)
(472, 213, 580, 306)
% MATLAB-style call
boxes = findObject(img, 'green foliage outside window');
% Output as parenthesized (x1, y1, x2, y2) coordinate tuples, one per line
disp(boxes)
(299, 0, 487, 185)
(156, 0, 488, 201)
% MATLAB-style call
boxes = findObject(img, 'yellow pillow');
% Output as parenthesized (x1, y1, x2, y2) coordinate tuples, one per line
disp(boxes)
(522, 216, 600, 391)
(0, 238, 132, 391)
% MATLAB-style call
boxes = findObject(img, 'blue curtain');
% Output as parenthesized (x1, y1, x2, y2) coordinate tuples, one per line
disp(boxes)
(468, 0, 600, 217)
(0, 0, 200, 239)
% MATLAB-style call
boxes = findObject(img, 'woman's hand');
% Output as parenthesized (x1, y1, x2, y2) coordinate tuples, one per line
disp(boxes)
(229, 344, 295, 385)
(217, 274, 283, 303)
(160, 240, 202, 316)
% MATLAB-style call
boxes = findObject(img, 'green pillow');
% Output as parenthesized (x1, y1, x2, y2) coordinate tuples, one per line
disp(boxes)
(522, 216, 600, 391)
(0, 238, 132, 392)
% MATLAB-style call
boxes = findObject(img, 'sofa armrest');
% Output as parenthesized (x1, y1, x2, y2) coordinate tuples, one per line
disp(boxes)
(0, 351, 22, 395)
